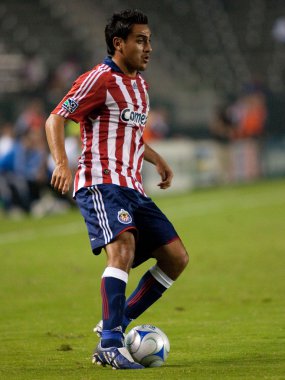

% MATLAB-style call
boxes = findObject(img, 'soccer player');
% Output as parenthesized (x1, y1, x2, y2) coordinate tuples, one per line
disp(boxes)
(45, 9, 189, 370)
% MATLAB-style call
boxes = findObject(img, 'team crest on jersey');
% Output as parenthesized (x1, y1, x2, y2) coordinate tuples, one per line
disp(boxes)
(62, 97, 78, 113)
(117, 209, 132, 224)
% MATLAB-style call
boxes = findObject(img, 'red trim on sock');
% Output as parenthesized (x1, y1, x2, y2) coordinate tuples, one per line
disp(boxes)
(127, 276, 156, 307)
(100, 278, 109, 319)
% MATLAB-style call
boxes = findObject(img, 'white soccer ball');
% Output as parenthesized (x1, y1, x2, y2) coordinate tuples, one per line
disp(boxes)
(125, 324, 170, 367)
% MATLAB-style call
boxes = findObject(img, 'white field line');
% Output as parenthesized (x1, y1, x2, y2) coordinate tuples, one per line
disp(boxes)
(0, 194, 284, 245)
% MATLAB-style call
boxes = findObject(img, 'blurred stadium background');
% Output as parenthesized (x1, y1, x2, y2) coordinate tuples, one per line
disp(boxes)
(0, 0, 285, 217)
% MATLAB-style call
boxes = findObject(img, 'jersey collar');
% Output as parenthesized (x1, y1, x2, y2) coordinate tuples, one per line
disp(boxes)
(103, 56, 124, 73)
(103, 56, 141, 76)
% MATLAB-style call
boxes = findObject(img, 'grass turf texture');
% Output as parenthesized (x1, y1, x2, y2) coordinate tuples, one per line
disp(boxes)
(0, 179, 284, 379)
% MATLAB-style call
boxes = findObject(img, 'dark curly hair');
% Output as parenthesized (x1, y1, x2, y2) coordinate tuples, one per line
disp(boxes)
(105, 9, 148, 56)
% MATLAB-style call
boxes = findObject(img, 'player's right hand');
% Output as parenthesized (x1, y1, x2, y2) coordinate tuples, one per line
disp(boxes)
(51, 163, 72, 194)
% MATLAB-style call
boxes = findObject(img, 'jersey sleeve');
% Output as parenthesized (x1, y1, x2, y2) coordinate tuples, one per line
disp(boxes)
(51, 68, 108, 123)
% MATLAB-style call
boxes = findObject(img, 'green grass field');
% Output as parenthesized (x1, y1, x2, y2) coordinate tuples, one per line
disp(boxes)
(0, 179, 284, 379)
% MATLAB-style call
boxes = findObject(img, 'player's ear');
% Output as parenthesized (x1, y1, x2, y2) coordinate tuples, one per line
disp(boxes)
(113, 37, 123, 53)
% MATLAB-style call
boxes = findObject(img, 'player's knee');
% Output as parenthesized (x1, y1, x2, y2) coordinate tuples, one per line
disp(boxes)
(180, 248, 189, 269)
(156, 245, 189, 280)
(106, 249, 135, 272)
(175, 247, 189, 273)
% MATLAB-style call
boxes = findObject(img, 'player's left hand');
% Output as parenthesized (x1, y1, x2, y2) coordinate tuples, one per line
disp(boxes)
(51, 163, 73, 195)
(156, 160, 173, 189)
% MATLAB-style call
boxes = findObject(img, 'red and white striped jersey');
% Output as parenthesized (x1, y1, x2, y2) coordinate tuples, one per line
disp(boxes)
(52, 58, 150, 196)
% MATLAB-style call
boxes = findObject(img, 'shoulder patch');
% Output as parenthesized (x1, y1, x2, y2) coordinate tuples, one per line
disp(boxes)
(62, 97, 79, 113)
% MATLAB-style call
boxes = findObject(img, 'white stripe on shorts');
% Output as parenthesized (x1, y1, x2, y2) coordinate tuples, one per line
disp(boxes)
(90, 186, 113, 244)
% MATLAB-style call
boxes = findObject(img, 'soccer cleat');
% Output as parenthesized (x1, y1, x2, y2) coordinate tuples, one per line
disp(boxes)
(93, 320, 103, 338)
(92, 342, 144, 370)
(93, 320, 126, 339)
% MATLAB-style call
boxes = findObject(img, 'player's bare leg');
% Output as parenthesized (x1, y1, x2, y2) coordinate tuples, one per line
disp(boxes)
(105, 231, 136, 273)
(151, 239, 189, 280)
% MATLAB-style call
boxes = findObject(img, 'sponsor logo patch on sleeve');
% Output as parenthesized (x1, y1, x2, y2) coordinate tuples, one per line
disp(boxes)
(62, 97, 79, 113)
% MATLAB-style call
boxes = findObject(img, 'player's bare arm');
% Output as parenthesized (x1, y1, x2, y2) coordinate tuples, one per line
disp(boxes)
(45, 114, 72, 194)
(144, 143, 173, 189)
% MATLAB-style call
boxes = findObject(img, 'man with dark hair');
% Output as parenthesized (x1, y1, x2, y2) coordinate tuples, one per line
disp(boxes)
(105, 9, 149, 56)
(45, 9, 189, 370)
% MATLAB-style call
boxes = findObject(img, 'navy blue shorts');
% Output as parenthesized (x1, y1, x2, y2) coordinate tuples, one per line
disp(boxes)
(75, 184, 179, 267)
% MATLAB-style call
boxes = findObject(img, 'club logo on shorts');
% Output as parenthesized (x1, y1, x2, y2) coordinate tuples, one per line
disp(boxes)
(62, 97, 78, 113)
(117, 209, 132, 224)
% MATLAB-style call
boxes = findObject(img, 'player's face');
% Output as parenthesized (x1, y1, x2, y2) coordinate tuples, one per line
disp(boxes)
(119, 24, 152, 75)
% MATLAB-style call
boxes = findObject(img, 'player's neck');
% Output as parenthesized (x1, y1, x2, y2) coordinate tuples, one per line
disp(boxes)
(112, 57, 137, 78)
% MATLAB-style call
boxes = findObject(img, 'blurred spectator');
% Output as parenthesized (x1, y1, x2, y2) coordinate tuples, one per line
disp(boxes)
(0, 128, 48, 215)
(54, 54, 82, 89)
(15, 98, 46, 136)
(45, 55, 82, 108)
(209, 104, 236, 141)
(272, 16, 285, 43)
(21, 52, 48, 92)
(144, 108, 170, 142)
(210, 86, 267, 141)
(0, 98, 78, 217)
(230, 90, 267, 139)
(0, 122, 15, 157)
